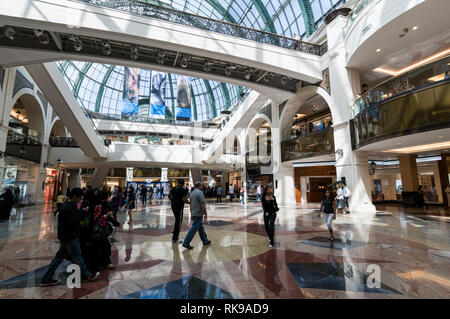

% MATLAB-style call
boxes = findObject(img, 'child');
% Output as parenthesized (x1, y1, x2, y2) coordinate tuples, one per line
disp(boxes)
(318, 190, 336, 241)
(54, 192, 66, 216)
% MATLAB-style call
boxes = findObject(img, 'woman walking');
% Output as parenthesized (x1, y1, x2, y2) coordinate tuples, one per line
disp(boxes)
(261, 185, 279, 248)
(126, 186, 136, 224)
(318, 190, 336, 241)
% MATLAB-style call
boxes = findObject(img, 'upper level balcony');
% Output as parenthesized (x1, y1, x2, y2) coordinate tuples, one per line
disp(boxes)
(350, 55, 450, 150)
(5, 130, 42, 163)
(281, 114, 334, 162)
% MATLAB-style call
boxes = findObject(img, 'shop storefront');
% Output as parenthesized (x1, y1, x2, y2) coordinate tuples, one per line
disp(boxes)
(44, 168, 59, 202)
(294, 165, 337, 203)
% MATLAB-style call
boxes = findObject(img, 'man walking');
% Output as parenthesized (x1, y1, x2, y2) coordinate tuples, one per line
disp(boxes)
(40, 188, 100, 286)
(255, 184, 262, 204)
(216, 185, 222, 203)
(182, 182, 211, 249)
(342, 183, 351, 214)
(169, 179, 189, 243)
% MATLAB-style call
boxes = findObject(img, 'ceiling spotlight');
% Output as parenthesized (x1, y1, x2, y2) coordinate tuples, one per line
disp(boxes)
(33, 29, 44, 37)
(3, 26, 16, 40)
(129, 46, 138, 59)
(103, 46, 112, 55)
(180, 54, 191, 68)
(157, 50, 167, 59)
(73, 39, 83, 52)
(102, 40, 111, 48)
(130, 52, 138, 60)
(157, 57, 164, 64)
(281, 76, 289, 85)
(225, 64, 236, 76)
(263, 73, 272, 82)
(39, 32, 50, 45)
(376, 48, 381, 52)
(204, 59, 214, 72)
(412, 26, 418, 31)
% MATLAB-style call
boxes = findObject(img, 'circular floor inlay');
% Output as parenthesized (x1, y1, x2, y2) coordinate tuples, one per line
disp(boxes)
(141, 230, 270, 263)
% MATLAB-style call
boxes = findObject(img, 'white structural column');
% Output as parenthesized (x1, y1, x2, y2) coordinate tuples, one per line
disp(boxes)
(237, 128, 248, 205)
(190, 168, 202, 184)
(0, 67, 16, 192)
(271, 100, 296, 204)
(67, 169, 82, 188)
(326, 14, 376, 216)
(87, 167, 109, 189)
(34, 144, 49, 204)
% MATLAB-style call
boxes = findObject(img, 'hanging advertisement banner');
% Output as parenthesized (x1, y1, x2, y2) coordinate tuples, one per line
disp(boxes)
(126, 167, 134, 182)
(150, 73, 167, 119)
(176, 76, 191, 121)
(121, 67, 141, 116)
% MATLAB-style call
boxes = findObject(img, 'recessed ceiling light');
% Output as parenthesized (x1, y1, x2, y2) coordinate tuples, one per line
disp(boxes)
(438, 136, 443, 138)
(376, 48, 381, 52)
(396, 142, 402, 146)
(412, 26, 418, 31)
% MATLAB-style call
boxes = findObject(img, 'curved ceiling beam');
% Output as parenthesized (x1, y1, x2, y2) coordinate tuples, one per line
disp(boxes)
(298, 0, 317, 37)
(73, 62, 93, 99)
(203, 80, 217, 118)
(205, 0, 239, 24)
(94, 64, 115, 113)
(250, 0, 277, 34)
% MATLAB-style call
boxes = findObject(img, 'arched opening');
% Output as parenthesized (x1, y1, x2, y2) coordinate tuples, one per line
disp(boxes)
(48, 119, 73, 147)
(4, 93, 45, 203)
(246, 117, 273, 200)
(223, 136, 241, 155)
(9, 94, 45, 143)
(281, 93, 337, 203)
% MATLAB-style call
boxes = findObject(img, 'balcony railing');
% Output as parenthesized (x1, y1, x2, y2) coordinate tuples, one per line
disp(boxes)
(350, 81, 450, 150)
(351, 55, 450, 117)
(77, 0, 327, 55)
(49, 136, 79, 147)
(281, 126, 335, 162)
(5, 131, 42, 163)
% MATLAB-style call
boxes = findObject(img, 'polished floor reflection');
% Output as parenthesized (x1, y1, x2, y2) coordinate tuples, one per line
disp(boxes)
(0, 200, 449, 299)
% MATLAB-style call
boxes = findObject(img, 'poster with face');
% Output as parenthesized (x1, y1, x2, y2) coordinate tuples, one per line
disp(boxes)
(121, 67, 141, 116)
(150, 73, 167, 119)
(176, 76, 192, 121)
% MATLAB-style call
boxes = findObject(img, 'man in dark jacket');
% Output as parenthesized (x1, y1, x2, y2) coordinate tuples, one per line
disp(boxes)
(168, 179, 189, 243)
(40, 188, 100, 286)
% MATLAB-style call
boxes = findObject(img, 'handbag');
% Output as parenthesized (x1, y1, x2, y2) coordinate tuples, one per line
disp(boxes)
(273, 201, 280, 212)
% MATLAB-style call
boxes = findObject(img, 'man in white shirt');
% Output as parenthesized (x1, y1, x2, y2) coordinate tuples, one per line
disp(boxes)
(342, 183, 351, 214)
(336, 183, 344, 215)
(228, 185, 234, 202)
(255, 185, 262, 204)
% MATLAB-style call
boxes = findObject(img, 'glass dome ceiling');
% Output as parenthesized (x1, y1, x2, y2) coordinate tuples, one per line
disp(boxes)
(58, 61, 247, 122)
(142, 0, 348, 38)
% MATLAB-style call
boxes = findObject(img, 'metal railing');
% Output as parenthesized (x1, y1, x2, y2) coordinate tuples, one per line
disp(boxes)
(6, 130, 41, 145)
(77, 0, 327, 55)
(88, 110, 215, 128)
(5, 131, 42, 163)
(351, 55, 450, 117)
(350, 81, 450, 150)
(281, 126, 335, 162)
(288, 113, 333, 140)
(49, 136, 79, 147)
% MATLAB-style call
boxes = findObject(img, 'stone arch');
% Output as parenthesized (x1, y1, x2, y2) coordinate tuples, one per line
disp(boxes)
(279, 86, 334, 141)
(48, 118, 67, 144)
(10, 90, 46, 143)
(245, 114, 272, 167)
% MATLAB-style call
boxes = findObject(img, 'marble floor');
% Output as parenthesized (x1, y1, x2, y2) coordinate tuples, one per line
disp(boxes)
(0, 199, 449, 299)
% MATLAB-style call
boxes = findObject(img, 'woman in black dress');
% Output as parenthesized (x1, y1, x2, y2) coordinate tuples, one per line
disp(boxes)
(261, 185, 279, 248)
(126, 186, 136, 224)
